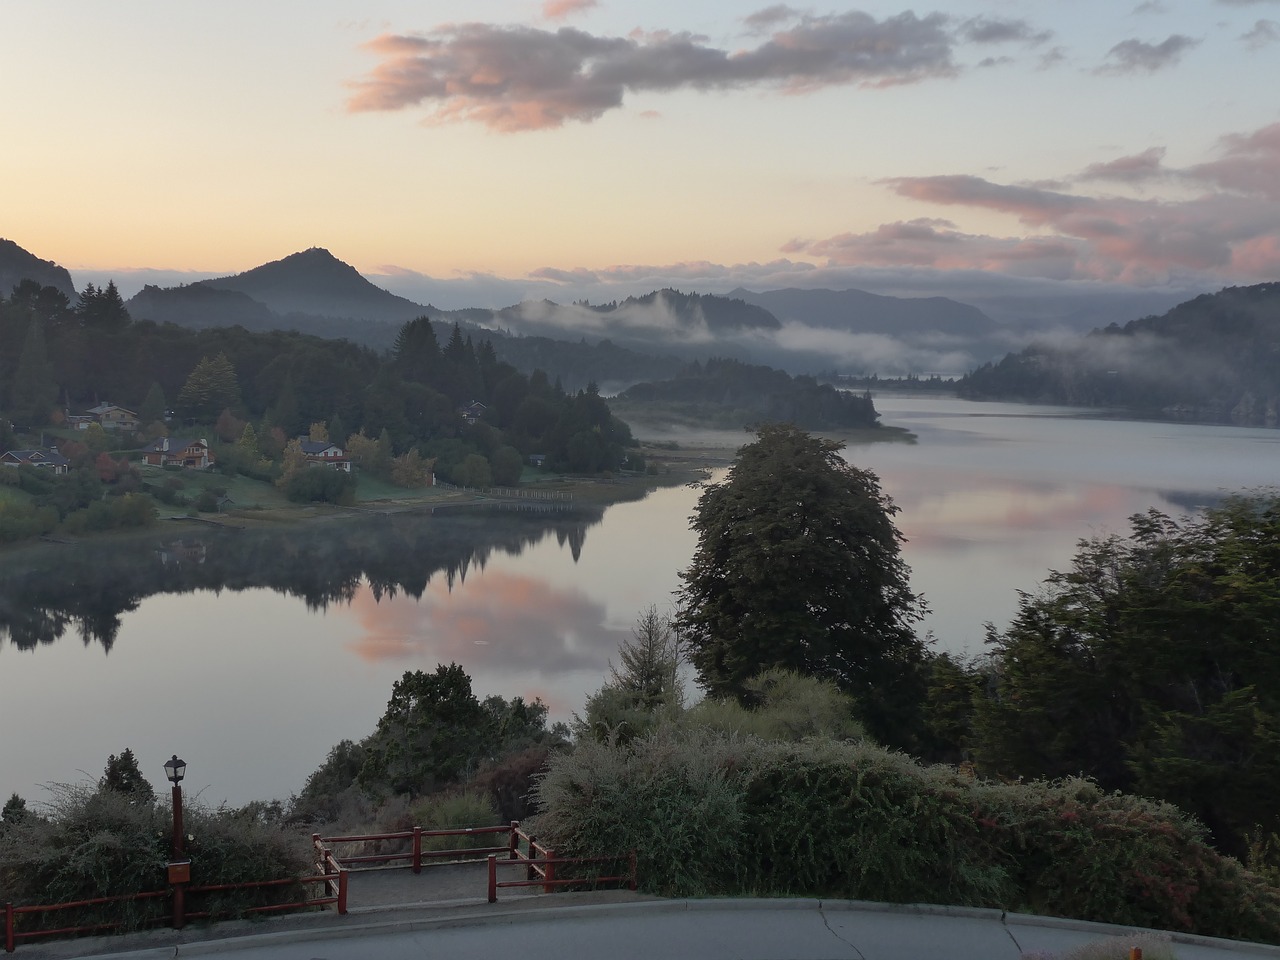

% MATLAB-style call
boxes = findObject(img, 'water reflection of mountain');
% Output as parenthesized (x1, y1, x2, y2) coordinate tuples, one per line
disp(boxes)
(0, 504, 604, 653)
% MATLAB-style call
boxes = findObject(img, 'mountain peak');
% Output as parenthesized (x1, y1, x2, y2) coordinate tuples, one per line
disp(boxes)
(203, 248, 425, 322)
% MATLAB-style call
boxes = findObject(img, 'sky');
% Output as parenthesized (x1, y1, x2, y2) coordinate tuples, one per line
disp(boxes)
(2, 0, 1278, 310)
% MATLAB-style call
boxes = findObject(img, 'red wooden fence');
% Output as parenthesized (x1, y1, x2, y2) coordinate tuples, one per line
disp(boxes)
(5, 820, 633, 952)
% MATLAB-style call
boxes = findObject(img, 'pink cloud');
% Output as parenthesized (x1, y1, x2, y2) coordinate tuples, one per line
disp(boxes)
(542, 0, 597, 21)
(788, 123, 1280, 285)
(345, 10, 1049, 131)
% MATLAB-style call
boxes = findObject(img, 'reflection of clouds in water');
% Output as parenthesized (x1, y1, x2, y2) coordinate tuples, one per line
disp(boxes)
(343, 570, 627, 681)
(894, 480, 1133, 549)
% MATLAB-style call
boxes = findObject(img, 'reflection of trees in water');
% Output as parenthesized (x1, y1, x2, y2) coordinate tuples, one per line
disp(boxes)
(0, 504, 604, 653)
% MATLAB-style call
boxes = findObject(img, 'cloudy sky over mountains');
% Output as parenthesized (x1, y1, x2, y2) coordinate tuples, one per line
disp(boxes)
(3, 0, 1278, 308)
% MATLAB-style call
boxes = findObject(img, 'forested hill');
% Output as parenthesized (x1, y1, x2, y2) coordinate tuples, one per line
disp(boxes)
(0, 239, 78, 302)
(958, 282, 1280, 426)
(616, 357, 880, 430)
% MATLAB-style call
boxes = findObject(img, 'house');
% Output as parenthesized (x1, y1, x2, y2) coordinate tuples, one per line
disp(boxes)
(140, 437, 214, 470)
(1, 448, 70, 474)
(86, 403, 140, 432)
(459, 401, 487, 425)
(65, 414, 96, 431)
(528, 453, 547, 467)
(299, 439, 351, 472)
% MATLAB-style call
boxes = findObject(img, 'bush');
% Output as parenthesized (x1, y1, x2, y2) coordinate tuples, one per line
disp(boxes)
(0, 782, 312, 933)
(531, 730, 1280, 943)
(407, 791, 502, 854)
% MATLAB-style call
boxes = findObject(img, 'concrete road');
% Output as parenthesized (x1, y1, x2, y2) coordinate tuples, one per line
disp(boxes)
(73, 899, 1280, 960)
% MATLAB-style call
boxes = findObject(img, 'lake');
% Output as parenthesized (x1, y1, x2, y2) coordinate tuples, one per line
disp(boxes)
(2, 396, 1277, 808)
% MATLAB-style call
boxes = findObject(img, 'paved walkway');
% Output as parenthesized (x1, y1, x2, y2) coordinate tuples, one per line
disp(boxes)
(15, 866, 1280, 960)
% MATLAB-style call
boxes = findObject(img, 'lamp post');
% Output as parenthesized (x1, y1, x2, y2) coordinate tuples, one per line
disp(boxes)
(163, 754, 186, 858)
(163, 755, 189, 929)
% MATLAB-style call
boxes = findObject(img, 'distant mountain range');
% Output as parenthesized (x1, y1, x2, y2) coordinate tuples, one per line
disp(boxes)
(959, 282, 1280, 426)
(0, 238, 1229, 385)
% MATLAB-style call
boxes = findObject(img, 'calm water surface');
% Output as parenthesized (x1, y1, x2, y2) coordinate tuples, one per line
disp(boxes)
(2, 397, 1277, 807)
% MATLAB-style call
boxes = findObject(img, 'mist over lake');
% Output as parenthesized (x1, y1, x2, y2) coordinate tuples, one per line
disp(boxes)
(2, 396, 1277, 808)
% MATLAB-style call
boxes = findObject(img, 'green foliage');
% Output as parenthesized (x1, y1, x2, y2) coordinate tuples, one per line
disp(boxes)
(138, 381, 166, 427)
(619, 356, 881, 430)
(176, 353, 242, 421)
(407, 791, 502, 854)
(358, 663, 492, 797)
(452, 452, 492, 488)
(676, 423, 928, 747)
(973, 493, 1280, 856)
(0, 781, 310, 931)
(61, 492, 157, 534)
(279, 464, 357, 505)
(2, 793, 30, 826)
(688, 669, 866, 742)
(576, 607, 684, 744)
(11, 315, 57, 425)
(491, 444, 524, 486)
(99, 748, 155, 803)
(533, 730, 1280, 943)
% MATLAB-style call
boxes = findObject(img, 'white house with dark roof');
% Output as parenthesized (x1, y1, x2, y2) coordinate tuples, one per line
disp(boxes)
(299, 439, 351, 472)
(1, 448, 70, 474)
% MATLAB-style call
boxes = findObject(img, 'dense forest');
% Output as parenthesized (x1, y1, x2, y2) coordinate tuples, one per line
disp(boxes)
(616, 357, 882, 430)
(958, 282, 1280, 426)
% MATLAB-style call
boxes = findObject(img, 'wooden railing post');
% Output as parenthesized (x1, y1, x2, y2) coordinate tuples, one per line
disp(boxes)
(5, 901, 14, 954)
(508, 821, 519, 859)
(412, 827, 422, 874)
(544, 848, 556, 894)
(487, 855, 498, 903)
(526, 837, 537, 881)
(337, 869, 348, 915)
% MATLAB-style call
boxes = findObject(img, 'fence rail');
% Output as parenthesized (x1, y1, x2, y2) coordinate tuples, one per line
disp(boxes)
(4, 870, 346, 954)
(5, 821, 631, 952)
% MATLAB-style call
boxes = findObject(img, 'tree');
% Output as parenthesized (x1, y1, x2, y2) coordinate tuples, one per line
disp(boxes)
(675, 423, 927, 745)
(11, 315, 57, 426)
(358, 663, 491, 796)
(1, 793, 29, 825)
(138, 381, 167, 428)
(77, 280, 130, 331)
(972, 495, 1280, 856)
(177, 353, 241, 422)
(99, 748, 155, 803)
(576, 606, 684, 744)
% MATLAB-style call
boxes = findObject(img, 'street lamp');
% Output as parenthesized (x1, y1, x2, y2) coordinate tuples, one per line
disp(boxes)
(163, 755, 190, 929)
(163, 755, 186, 858)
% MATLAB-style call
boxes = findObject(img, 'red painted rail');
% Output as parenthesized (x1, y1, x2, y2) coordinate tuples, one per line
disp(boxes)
(4, 869, 347, 953)
(487, 850, 638, 903)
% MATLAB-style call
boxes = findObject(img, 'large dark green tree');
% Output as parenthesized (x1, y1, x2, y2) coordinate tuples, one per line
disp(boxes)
(973, 494, 1280, 856)
(675, 423, 927, 744)
(358, 663, 491, 797)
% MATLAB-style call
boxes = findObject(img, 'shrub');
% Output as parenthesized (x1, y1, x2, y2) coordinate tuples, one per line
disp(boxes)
(0, 782, 312, 933)
(407, 791, 502, 855)
(531, 730, 1280, 943)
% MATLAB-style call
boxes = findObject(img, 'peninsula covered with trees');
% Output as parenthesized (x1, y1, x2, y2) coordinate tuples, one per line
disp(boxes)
(0, 279, 641, 544)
